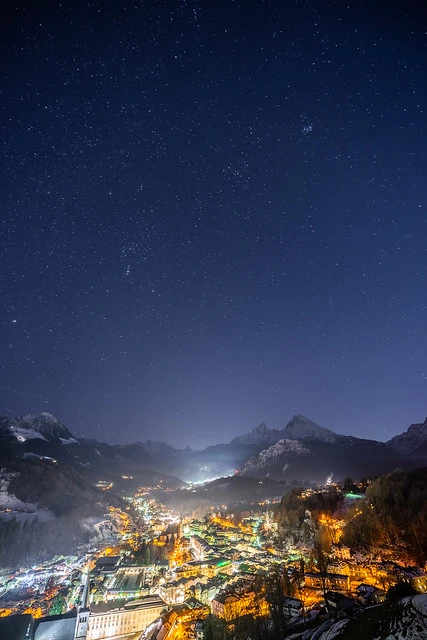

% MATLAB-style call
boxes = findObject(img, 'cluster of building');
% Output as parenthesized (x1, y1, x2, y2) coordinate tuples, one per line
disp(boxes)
(2, 487, 427, 640)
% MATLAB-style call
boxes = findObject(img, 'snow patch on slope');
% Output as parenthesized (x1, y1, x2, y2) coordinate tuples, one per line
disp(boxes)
(0, 412, 79, 442)
(242, 439, 310, 473)
(60, 436, 79, 445)
(0, 478, 54, 521)
(316, 595, 427, 640)
(10, 425, 47, 442)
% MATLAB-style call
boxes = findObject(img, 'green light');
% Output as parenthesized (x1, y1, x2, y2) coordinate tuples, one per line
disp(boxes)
(217, 560, 230, 567)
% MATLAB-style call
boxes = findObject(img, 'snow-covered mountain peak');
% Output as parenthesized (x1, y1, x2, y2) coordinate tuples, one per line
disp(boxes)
(281, 414, 339, 443)
(1, 413, 78, 443)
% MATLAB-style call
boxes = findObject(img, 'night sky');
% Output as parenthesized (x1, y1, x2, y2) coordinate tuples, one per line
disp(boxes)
(1, 1, 426, 448)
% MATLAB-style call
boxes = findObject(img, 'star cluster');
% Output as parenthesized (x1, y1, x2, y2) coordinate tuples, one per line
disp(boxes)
(1, 1, 426, 446)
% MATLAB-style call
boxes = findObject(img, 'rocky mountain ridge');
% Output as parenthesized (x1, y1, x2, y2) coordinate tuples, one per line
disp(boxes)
(1, 412, 427, 483)
(387, 417, 427, 455)
(0, 412, 79, 444)
(242, 439, 311, 474)
(281, 414, 339, 443)
(230, 414, 340, 447)
(230, 422, 283, 446)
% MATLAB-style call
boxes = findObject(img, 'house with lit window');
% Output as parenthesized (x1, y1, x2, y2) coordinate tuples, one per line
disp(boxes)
(86, 595, 166, 640)
(304, 571, 350, 591)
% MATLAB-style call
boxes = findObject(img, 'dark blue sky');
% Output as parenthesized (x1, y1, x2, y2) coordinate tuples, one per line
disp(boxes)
(1, 0, 426, 448)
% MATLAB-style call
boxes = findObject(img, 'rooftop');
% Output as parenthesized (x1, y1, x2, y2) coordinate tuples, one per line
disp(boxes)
(90, 595, 166, 615)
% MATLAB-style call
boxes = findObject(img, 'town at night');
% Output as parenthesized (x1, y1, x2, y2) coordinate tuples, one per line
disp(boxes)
(1, 0, 426, 638)
(1, 414, 427, 638)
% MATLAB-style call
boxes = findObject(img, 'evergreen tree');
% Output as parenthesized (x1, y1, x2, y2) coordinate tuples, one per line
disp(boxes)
(49, 594, 66, 615)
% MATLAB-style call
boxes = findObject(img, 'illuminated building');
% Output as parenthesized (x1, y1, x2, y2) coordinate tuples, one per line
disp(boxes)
(356, 584, 386, 605)
(104, 567, 147, 601)
(86, 595, 166, 640)
(283, 597, 303, 618)
(93, 556, 121, 577)
(188, 578, 223, 605)
(304, 572, 350, 591)
(397, 568, 427, 593)
(211, 589, 268, 620)
(157, 581, 186, 604)
(332, 545, 351, 560)
(190, 536, 211, 560)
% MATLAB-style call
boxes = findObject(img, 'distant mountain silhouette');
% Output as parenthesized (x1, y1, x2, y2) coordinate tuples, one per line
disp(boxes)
(1, 412, 426, 484)
(387, 417, 427, 455)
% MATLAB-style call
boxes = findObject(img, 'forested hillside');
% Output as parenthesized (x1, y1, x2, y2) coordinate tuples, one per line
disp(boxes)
(0, 457, 121, 569)
(343, 468, 427, 565)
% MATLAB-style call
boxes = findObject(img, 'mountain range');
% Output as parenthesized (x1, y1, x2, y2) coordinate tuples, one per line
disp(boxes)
(1, 412, 427, 484)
